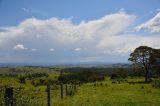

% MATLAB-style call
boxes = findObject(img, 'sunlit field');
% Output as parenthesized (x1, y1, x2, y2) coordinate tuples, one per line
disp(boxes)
(0, 67, 160, 106)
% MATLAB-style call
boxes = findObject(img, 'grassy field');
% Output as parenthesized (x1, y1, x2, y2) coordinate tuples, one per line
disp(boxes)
(0, 67, 160, 106)
(63, 78, 160, 106)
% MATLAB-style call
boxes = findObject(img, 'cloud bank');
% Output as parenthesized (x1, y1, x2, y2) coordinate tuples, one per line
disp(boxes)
(0, 11, 160, 63)
(136, 12, 160, 32)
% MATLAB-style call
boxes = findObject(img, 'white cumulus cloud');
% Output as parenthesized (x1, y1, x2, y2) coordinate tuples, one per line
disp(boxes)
(136, 12, 160, 32)
(13, 44, 27, 50)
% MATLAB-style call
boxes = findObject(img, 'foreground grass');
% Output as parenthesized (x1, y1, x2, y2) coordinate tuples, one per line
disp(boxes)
(63, 79, 160, 106)
(0, 75, 160, 106)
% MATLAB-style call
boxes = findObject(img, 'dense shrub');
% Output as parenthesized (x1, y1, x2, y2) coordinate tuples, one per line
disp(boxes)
(111, 73, 119, 79)
(27, 73, 49, 79)
(18, 76, 26, 84)
(110, 68, 127, 79)
(58, 71, 105, 83)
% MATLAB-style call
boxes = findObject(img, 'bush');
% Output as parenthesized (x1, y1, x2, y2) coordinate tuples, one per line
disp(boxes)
(111, 73, 119, 79)
(110, 68, 127, 79)
(58, 70, 105, 83)
(27, 73, 48, 79)
(18, 76, 26, 84)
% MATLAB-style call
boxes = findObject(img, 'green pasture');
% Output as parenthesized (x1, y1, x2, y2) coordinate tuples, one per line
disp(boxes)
(0, 67, 160, 106)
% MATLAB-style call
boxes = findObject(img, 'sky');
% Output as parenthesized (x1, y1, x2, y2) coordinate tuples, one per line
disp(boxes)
(0, 0, 160, 64)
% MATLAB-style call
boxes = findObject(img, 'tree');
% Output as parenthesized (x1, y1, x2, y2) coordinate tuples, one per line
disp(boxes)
(128, 46, 157, 82)
(152, 49, 160, 77)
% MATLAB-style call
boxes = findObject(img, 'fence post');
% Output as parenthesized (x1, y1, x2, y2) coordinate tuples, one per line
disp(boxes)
(60, 83, 63, 100)
(65, 85, 67, 96)
(47, 83, 51, 106)
(5, 86, 13, 106)
(74, 84, 77, 91)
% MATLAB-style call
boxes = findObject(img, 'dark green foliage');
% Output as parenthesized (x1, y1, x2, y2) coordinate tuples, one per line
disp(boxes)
(132, 67, 144, 77)
(58, 70, 105, 83)
(111, 73, 119, 79)
(26, 72, 48, 79)
(111, 68, 127, 79)
(39, 79, 45, 85)
(18, 76, 26, 84)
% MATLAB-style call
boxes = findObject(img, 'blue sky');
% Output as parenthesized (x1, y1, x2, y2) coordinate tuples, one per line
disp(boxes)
(0, 0, 160, 26)
(0, 0, 160, 64)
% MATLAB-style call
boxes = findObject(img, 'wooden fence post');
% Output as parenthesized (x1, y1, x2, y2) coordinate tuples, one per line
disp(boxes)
(74, 84, 77, 91)
(65, 85, 68, 96)
(60, 83, 63, 100)
(47, 83, 51, 106)
(5, 86, 13, 106)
